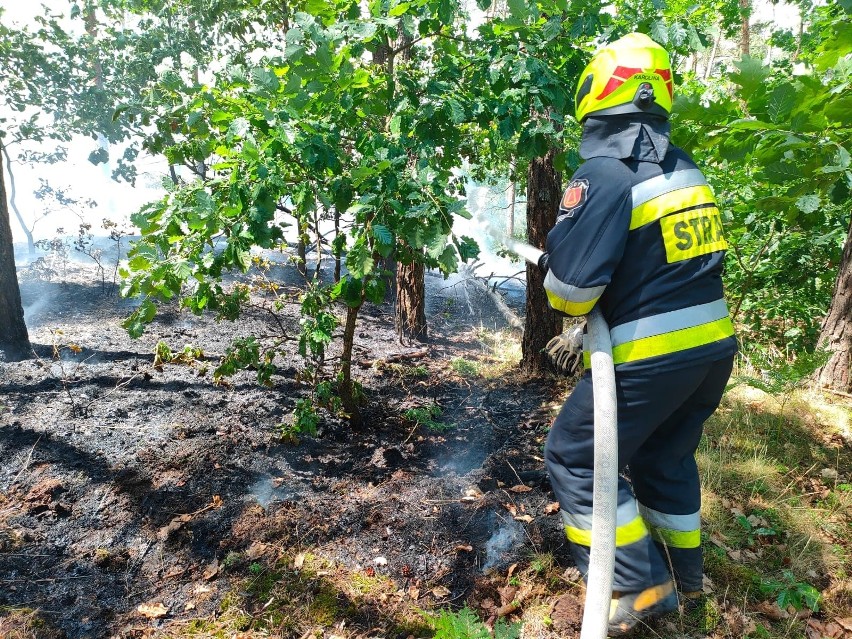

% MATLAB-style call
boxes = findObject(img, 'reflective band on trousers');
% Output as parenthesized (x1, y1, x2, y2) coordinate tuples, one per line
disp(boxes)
(562, 502, 649, 548)
(639, 503, 701, 549)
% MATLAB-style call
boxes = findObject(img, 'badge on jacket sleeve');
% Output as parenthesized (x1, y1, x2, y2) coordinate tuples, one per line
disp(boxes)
(560, 178, 589, 217)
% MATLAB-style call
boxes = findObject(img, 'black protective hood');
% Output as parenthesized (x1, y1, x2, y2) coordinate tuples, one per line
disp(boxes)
(579, 113, 671, 163)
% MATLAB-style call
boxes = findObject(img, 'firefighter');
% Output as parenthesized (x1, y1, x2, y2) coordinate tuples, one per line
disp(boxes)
(538, 33, 738, 635)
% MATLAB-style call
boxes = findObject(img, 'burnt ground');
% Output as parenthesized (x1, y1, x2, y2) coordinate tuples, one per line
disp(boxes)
(0, 259, 585, 638)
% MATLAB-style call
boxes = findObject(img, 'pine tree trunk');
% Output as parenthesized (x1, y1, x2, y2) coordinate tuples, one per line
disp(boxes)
(395, 260, 427, 343)
(0, 147, 31, 361)
(521, 149, 562, 373)
(740, 0, 751, 56)
(816, 216, 852, 393)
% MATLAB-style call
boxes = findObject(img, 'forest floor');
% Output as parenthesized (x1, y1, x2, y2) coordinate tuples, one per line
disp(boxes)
(1, 257, 851, 639)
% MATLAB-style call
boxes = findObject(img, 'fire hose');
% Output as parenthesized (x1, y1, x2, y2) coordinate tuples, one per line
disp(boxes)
(498, 233, 618, 639)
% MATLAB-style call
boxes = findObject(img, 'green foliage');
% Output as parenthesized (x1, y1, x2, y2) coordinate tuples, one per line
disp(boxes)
(153, 342, 204, 369)
(288, 398, 320, 438)
(213, 337, 275, 386)
(737, 347, 831, 397)
(431, 607, 520, 639)
(674, 3, 852, 363)
(756, 570, 821, 612)
(450, 357, 480, 377)
(404, 404, 452, 432)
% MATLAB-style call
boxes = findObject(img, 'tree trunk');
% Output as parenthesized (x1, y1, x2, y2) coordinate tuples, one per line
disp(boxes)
(816, 216, 852, 393)
(339, 301, 363, 427)
(395, 260, 427, 343)
(0, 147, 31, 361)
(334, 207, 341, 282)
(520, 149, 562, 374)
(508, 179, 516, 238)
(1, 142, 34, 256)
(740, 0, 751, 56)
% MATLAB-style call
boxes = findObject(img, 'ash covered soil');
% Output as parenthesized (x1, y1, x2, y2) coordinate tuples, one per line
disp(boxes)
(0, 261, 586, 638)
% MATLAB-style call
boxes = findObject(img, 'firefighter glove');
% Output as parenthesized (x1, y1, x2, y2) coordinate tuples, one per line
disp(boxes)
(546, 322, 585, 374)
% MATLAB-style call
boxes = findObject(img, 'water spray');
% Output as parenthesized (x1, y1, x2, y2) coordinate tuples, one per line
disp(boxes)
(487, 229, 618, 639)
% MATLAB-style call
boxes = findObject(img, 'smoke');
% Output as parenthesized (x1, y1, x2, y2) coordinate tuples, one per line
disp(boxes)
(482, 513, 524, 571)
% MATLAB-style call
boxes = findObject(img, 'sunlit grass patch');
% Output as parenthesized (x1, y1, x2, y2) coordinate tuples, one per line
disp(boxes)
(474, 328, 522, 379)
(697, 383, 852, 627)
(0, 608, 61, 639)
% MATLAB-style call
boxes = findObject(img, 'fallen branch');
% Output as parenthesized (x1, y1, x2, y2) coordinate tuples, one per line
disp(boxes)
(357, 349, 429, 368)
(465, 276, 524, 332)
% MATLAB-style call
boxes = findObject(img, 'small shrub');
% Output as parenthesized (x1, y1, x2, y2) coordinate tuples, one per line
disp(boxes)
(451, 357, 480, 377)
(756, 570, 821, 612)
(431, 606, 520, 639)
(404, 404, 452, 432)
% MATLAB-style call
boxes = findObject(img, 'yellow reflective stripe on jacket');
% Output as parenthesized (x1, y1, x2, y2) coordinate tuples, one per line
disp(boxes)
(647, 526, 701, 548)
(630, 184, 716, 230)
(610, 316, 734, 365)
(582, 301, 734, 367)
(546, 291, 598, 316)
(565, 514, 649, 547)
(544, 272, 605, 317)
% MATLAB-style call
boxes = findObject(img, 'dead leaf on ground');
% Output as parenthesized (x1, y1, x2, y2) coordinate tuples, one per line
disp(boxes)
(806, 619, 849, 639)
(544, 502, 560, 515)
(503, 502, 517, 516)
(245, 541, 269, 560)
(838, 618, 852, 631)
(755, 600, 789, 620)
(293, 552, 306, 569)
(192, 583, 213, 595)
(210, 494, 223, 508)
(202, 559, 220, 580)
(506, 563, 519, 580)
(157, 514, 192, 540)
(408, 586, 420, 600)
(455, 544, 473, 552)
(137, 602, 169, 619)
(513, 514, 534, 523)
(508, 485, 532, 493)
(431, 585, 451, 599)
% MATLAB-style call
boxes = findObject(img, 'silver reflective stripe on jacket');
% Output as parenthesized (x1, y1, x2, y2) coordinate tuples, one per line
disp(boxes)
(631, 168, 708, 209)
(609, 299, 730, 348)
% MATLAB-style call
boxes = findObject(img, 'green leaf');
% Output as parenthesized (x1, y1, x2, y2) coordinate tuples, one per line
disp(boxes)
(795, 195, 820, 214)
(456, 235, 480, 261)
(88, 147, 109, 165)
(372, 223, 393, 246)
(825, 96, 852, 126)
(507, 0, 530, 21)
(389, 2, 410, 17)
(767, 83, 796, 124)
(651, 20, 669, 45)
(730, 56, 770, 100)
(763, 161, 802, 184)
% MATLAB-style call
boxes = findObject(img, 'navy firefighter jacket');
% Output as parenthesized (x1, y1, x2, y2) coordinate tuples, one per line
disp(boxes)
(543, 114, 738, 373)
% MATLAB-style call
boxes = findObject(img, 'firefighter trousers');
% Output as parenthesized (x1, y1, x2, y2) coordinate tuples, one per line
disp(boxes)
(544, 355, 734, 593)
